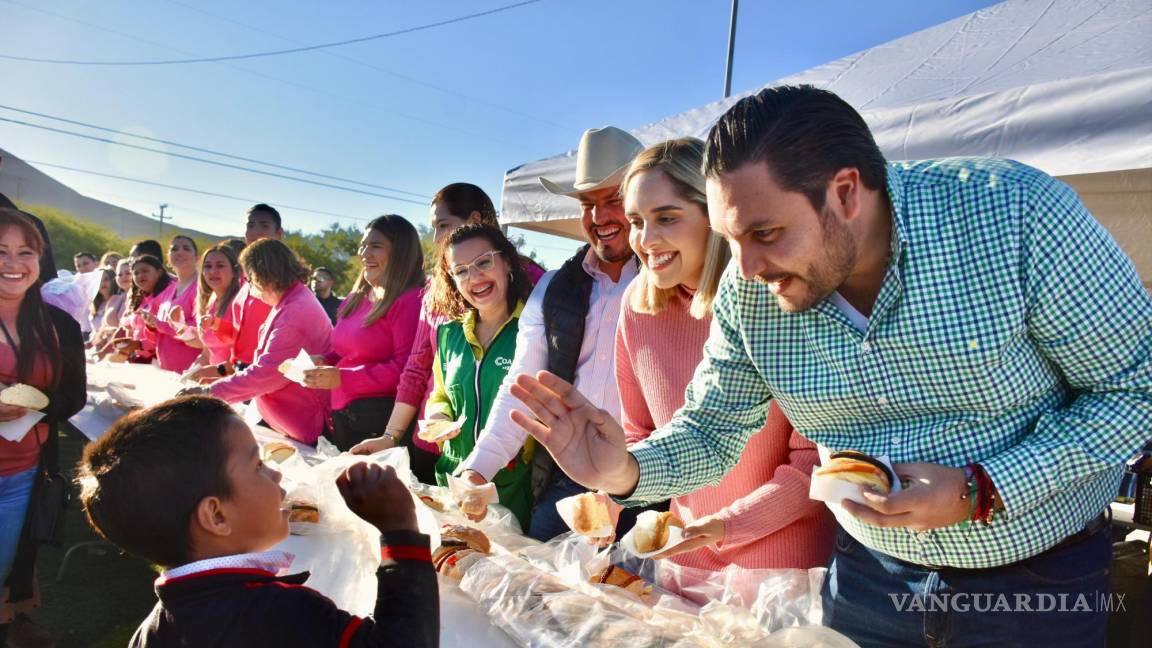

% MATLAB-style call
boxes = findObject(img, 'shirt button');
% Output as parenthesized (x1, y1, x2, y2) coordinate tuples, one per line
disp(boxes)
(891, 436, 902, 446)
(877, 396, 889, 406)
(916, 531, 930, 543)
(860, 341, 872, 353)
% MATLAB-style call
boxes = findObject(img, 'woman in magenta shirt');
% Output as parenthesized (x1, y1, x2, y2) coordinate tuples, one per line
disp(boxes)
(197, 239, 332, 445)
(364, 185, 543, 482)
(303, 215, 424, 453)
(195, 242, 242, 367)
(149, 235, 201, 373)
(121, 254, 172, 363)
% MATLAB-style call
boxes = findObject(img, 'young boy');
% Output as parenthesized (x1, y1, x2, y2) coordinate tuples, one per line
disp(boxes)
(78, 396, 438, 647)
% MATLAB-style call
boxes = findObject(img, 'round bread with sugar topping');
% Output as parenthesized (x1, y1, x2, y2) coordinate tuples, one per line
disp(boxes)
(0, 383, 49, 410)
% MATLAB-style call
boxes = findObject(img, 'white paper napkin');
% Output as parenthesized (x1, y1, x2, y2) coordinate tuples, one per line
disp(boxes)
(416, 418, 465, 443)
(0, 410, 47, 443)
(282, 349, 316, 385)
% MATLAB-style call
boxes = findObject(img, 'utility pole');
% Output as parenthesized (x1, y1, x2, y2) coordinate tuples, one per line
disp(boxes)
(154, 203, 170, 236)
(723, 0, 739, 99)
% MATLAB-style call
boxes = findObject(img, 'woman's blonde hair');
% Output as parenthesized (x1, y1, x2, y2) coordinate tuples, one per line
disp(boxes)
(620, 138, 730, 318)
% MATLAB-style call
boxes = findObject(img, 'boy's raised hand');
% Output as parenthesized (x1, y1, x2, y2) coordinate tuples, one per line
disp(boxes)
(336, 463, 417, 534)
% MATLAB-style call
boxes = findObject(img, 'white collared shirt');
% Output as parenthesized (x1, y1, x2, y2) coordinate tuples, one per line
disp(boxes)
(159, 550, 296, 583)
(460, 248, 638, 479)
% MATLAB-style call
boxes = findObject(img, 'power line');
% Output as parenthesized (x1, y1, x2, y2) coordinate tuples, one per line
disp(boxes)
(1, 0, 540, 154)
(0, 116, 428, 205)
(161, 0, 572, 132)
(22, 159, 372, 222)
(0, 104, 428, 197)
(0, 1, 543, 66)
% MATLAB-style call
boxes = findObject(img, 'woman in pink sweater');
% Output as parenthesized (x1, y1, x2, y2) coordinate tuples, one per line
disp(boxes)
(614, 139, 834, 573)
(358, 185, 543, 483)
(194, 240, 332, 445)
(195, 241, 242, 366)
(119, 254, 172, 363)
(148, 235, 202, 373)
(302, 215, 424, 453)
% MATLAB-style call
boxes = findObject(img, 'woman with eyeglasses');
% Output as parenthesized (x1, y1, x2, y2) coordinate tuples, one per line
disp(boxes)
(354, 184, 545, 484)
(410, 224, 536, 529)
(302, 215, 424, 452)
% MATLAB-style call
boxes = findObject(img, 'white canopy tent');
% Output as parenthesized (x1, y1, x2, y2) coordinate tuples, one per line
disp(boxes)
(501, 0, 1152, 281)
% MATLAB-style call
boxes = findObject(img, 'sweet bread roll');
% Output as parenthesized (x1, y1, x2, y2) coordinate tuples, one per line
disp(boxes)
(277, 359, 294, 375)
(287, 502, 319, 523)
(814, 450, 894, 494)
(459, 493, 487, 517)
(169, 305, 185, 326)
(262, 441, 296, 464)
(632, 511, 683, 554)
(432, 541, 467, 572)
(0, 383, 49, 410)
(571, 492, 611, 534)
(441, 525, 491, 553)
(590, 565, 650, 599)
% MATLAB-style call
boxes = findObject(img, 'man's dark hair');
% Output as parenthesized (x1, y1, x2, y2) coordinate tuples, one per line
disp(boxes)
(129, 239, 164, 260)
(312, 267, 334, 281)
(78, 396, 237, 567)
(73, 251, 97, 262)
(223, 238, 246, 257)
(247, 203, 282, 230)
(703, 85, 887, 210)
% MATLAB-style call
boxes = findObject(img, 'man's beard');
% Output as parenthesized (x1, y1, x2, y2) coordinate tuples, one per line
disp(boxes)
(592, 239, 634, 265)
(759, 206, 857, 312)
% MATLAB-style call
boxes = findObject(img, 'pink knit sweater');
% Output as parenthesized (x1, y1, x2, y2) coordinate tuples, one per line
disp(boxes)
(616, 285, 835, 571)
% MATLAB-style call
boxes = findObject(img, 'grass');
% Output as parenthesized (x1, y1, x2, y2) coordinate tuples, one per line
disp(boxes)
(24, 425, 157, 648)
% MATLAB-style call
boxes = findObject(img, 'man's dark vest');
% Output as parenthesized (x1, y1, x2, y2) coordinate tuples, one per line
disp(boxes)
(530, 245, 596, 496)
(541, 245, 595, 383)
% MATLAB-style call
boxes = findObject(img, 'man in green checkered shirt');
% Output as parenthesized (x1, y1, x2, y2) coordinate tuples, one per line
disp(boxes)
(511, 86, 1151, 647)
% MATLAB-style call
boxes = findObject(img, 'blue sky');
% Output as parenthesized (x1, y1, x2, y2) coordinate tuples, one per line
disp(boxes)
(0, 0, 1000, 268)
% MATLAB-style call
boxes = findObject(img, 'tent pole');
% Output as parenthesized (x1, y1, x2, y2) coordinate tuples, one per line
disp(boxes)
(723, 0, 739, 98)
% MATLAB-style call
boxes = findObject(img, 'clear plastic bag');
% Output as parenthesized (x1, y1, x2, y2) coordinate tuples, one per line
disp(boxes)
(457, 532, 846, 647)
(272, 447, 437, 616)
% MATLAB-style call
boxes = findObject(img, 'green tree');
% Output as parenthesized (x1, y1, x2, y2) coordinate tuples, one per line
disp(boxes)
(19, 202, 129, 274)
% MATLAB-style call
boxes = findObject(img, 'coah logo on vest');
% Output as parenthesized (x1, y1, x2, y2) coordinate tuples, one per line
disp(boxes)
(494, 356, 513, 369)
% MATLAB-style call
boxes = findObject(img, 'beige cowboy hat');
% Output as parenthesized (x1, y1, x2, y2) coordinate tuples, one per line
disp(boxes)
(539, 126, 644, 197)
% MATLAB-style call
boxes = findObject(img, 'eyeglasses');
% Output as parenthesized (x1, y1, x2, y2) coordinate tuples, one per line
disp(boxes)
(450, 250, 502, 283)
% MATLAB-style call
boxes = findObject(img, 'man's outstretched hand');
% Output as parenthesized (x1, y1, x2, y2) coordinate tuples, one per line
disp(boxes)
(509, 371, 639, 497)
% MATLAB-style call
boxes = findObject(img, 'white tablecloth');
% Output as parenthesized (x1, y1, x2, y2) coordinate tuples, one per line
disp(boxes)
(71, 360, 521, 647)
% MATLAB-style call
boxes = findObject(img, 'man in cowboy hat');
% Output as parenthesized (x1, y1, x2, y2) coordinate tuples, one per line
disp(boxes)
(453, 126, 647, 540)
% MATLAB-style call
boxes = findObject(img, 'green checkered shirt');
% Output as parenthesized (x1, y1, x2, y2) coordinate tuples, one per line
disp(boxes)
(625, 158, 1152, 569)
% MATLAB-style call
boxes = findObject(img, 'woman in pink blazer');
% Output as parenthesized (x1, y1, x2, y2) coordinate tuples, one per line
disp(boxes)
(194, 239, 332, 444)
(149, 235, 202, 373)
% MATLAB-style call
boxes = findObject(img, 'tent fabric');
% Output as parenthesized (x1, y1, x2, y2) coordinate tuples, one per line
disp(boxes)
(501, 0, 1152, 240)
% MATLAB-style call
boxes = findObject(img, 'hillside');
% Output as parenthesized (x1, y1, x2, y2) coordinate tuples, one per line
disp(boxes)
(0, 146, 227, 242)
